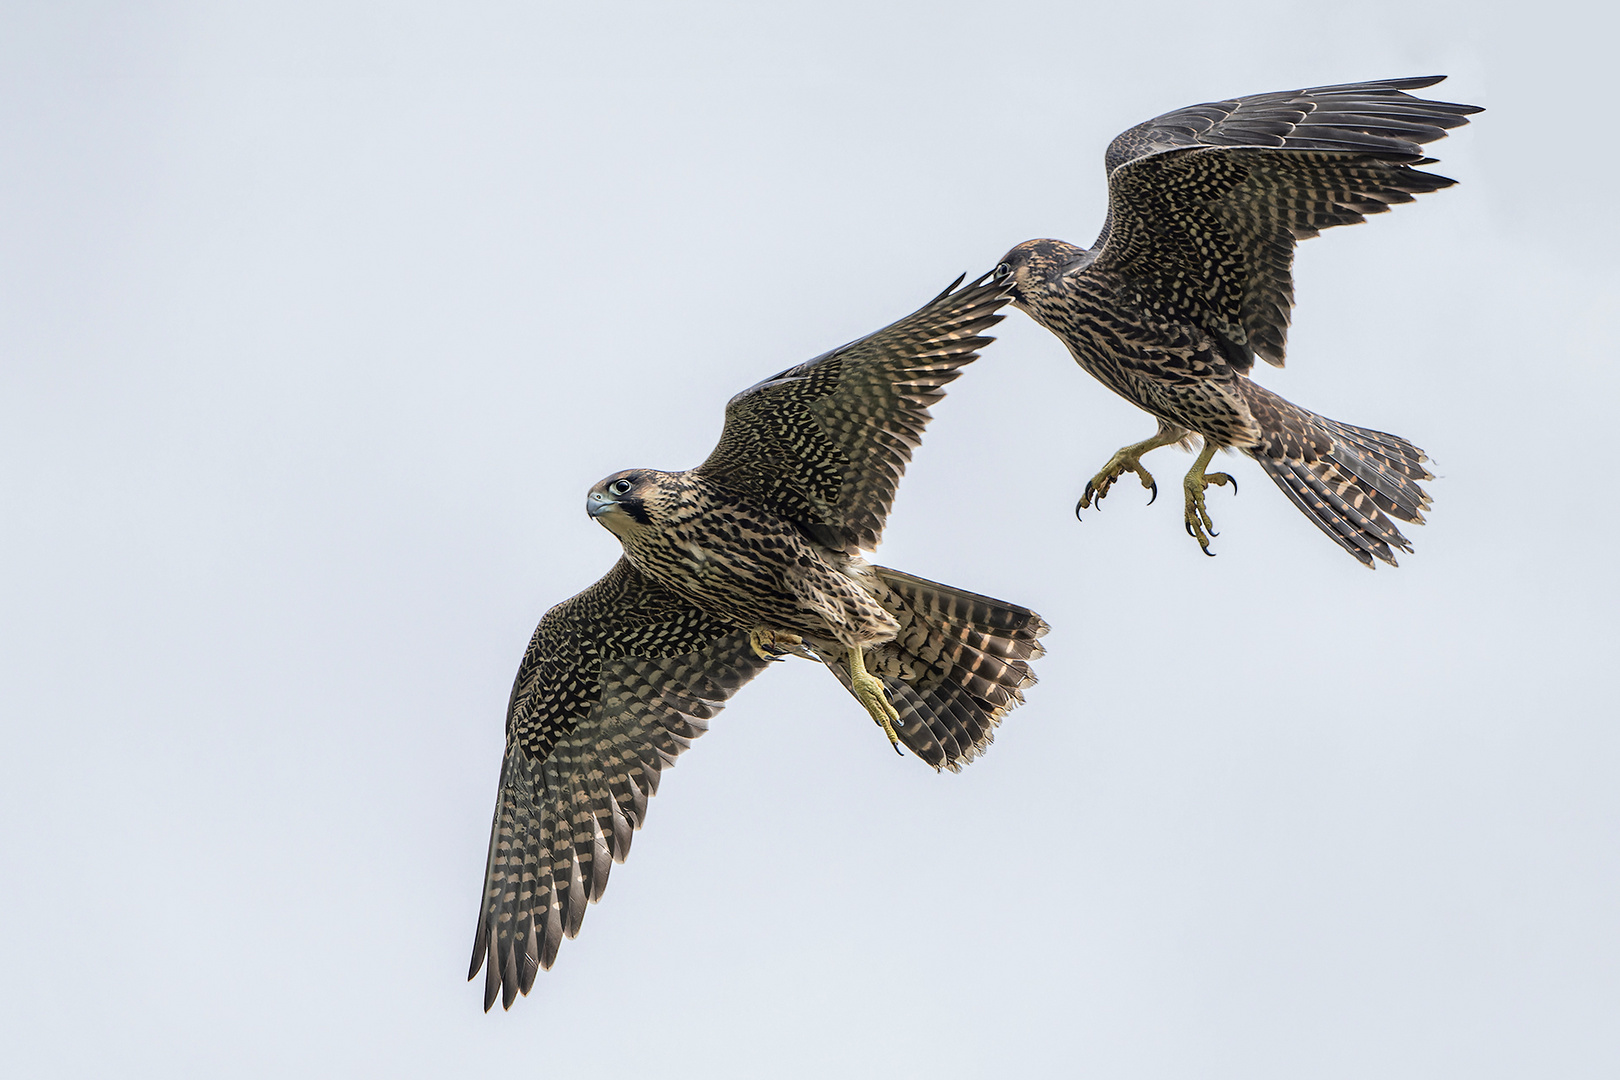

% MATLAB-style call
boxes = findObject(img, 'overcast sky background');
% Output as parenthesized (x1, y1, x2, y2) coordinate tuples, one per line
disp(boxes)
(2, 2, 1615, 1077)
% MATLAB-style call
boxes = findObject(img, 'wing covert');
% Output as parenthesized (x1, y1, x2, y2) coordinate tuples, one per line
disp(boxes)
(694, 274, 1010, 553)
(469, 557, 770, 1010)
(1087, 77, 1480, 368)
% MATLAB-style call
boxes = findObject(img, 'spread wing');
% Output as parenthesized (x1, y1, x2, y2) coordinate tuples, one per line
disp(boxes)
(469, 557, 770, 1011)
(694, 274, 1009, 554)
(1086, 76, 1480, 368)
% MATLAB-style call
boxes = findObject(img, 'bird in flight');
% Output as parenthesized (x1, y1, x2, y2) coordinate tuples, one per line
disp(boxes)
(470, 274, 1048, 1010)
(999, 76, 1481, 566)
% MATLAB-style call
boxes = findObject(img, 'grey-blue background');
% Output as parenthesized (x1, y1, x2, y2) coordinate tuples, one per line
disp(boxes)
(3, 2, 1614, 1076)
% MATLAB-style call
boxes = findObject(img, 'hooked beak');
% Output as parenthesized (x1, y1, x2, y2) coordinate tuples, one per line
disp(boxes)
(586, 491, 620, 519)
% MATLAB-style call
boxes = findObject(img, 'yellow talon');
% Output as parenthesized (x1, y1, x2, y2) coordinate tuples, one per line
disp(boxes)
(847, 646, 903, 755)
(1182, 441, 1238, 556)
(750, 627, 808, 661)
(1076, 428, 1185, 517)
(1081, 451, 1157, 511)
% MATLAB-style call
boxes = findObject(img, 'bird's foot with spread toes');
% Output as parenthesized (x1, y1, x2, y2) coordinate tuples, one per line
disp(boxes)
(1078, 450, 1156, 517)
(1182, 443, 1238, 557)
(1076, 429, 1186, 518)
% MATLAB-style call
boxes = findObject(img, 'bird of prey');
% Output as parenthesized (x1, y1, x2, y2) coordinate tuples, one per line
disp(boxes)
(470, 274, 1048, 1010)
(998, 76, 1481, 566)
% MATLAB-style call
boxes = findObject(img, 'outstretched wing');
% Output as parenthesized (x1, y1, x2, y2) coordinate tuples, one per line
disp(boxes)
(470, 557, 770, 1011)
(694, 274, 1009, 554)
(1087, 76, 1480, 368)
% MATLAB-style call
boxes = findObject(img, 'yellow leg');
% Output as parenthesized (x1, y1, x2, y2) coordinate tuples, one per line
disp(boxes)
(1077, 428, 1186, 518)
(848, 646, 903, 756)
(1182, 440, 1239, 556)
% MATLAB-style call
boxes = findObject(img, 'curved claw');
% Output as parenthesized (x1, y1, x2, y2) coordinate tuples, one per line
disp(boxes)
(750, 628, 812, 662)
(1205, 471, 1239, 498)
(1079, 442, 1166, 524)
(1185, 520, 1196, 539)
(891, 742, 904, 757)
(1202, 546, 1217, 558)
(1074, 498, 1085, 522)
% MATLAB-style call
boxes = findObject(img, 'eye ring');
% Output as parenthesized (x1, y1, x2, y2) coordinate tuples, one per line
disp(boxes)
(609, 479, 633, 496)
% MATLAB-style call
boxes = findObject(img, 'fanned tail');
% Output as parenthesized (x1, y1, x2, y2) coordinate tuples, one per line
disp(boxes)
(1240, 381, 1433, 568)
(824, 568, 1049, 770)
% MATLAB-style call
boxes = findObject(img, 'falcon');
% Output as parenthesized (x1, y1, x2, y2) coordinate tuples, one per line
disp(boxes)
(998, 76, 1481, 566)
(470, 274, 1048, 1010)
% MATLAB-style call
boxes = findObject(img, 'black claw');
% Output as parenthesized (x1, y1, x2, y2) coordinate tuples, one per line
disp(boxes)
(1229, 476, 1239, 497)
(1074, 499, 1084, 522)
(1203, 546, 1216, 558)
(892, 742, 904, 757)
(1185, 520, 1196, 538)
(1147, 480, 1158, 506)
(1208, 527, 1219, 537)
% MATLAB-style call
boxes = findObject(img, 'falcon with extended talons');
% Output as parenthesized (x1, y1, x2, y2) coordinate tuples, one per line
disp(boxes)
(470, 274, 1049, 1010)
(999, 76, 1481, 566)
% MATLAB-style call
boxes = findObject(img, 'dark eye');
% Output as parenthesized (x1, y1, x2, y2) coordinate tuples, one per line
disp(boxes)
(994, 262, 1012, 279)
(609, 479, 633, 496)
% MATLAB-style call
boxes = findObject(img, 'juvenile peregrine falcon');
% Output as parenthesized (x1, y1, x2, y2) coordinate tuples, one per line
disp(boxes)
(470, 274, 1048, 1010)
(999, 76, 1481, 566)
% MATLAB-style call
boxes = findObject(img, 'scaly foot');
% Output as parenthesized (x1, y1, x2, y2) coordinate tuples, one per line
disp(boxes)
(749, 627, 811, 662)
(1182, 442, 1238, 556)
(1078, 450, 1158, 517)
(847, 646, 903, 756)
(1075, 427, 1187, 519)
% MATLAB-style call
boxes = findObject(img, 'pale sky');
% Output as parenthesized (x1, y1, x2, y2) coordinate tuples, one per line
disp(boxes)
(3, 2, 1616, 1077)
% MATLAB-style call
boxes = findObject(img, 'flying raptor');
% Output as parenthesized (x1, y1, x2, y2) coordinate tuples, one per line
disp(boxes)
(470, 274, 1048, 1010)
(999, 76, 1481, 566)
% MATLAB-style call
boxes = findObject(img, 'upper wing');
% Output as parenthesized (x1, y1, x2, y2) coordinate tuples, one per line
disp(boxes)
(694, 274, 1009, 554)
(469, 557, 770, 1011)
(1087, 76, 1480, 368)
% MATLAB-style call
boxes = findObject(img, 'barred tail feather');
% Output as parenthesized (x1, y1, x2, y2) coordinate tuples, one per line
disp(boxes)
(825, 568, 1049, 770)
(1240, 383, 1433, 568)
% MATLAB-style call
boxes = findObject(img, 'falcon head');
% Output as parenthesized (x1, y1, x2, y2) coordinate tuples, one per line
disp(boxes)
(996, 239, 1089, 303)
(586, 469, 661, 537)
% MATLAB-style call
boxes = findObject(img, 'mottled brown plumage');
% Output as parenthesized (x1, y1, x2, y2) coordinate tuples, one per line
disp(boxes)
(470, 274, 1049, 1010)
(1000, 76, 1480, 566)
